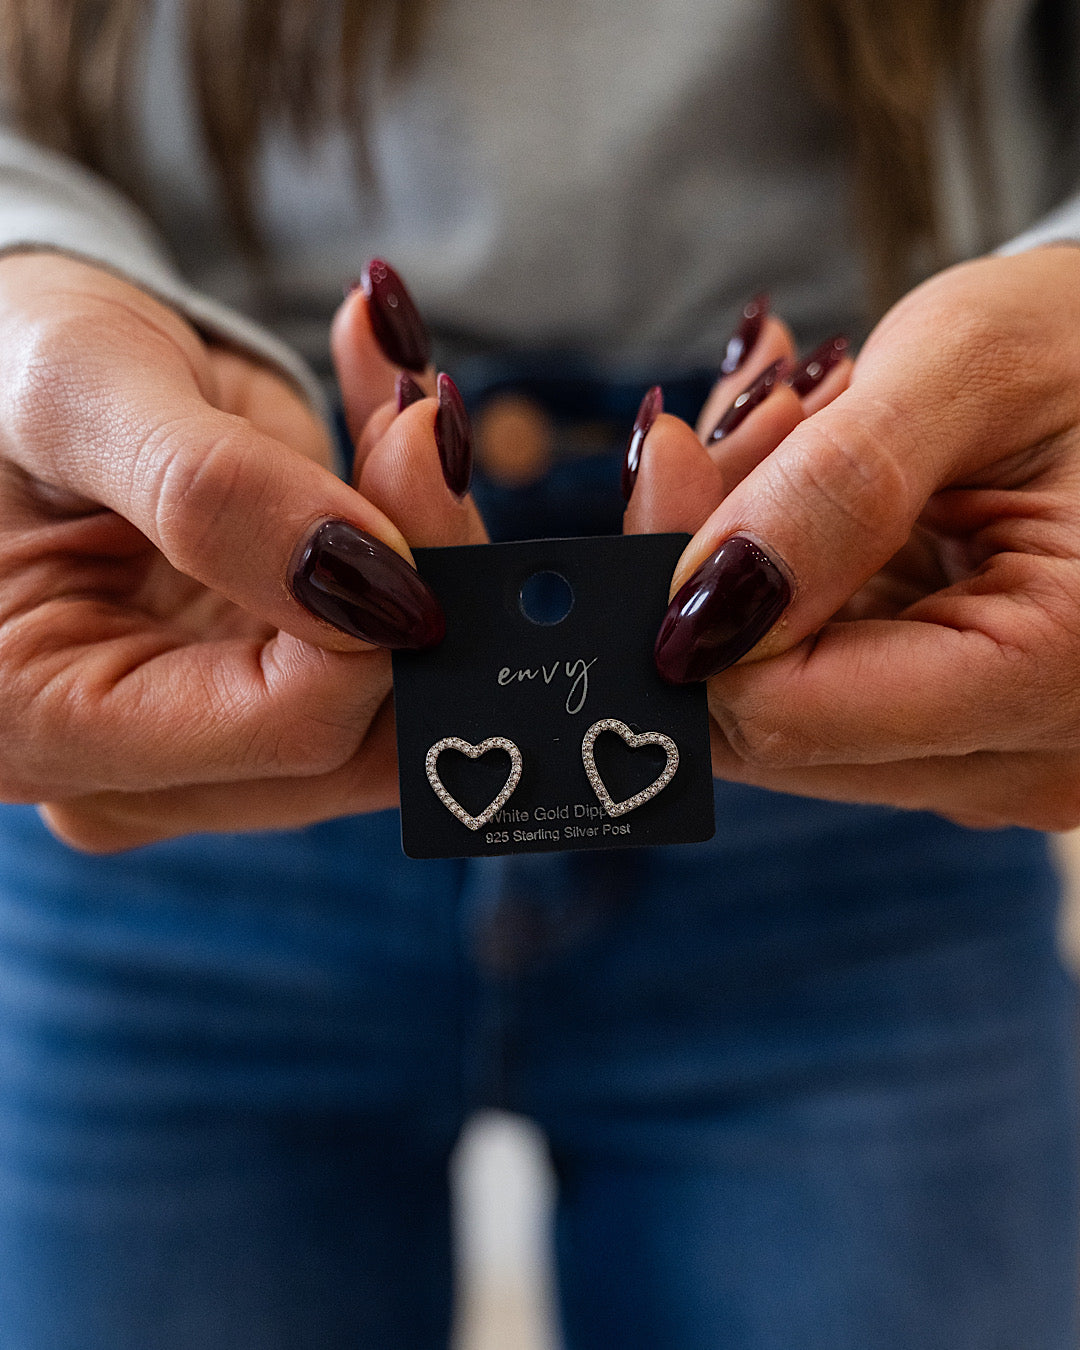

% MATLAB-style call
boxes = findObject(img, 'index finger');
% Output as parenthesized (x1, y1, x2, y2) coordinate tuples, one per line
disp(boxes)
(703, 576, 1072, 775)
(0, 611, 391, 799)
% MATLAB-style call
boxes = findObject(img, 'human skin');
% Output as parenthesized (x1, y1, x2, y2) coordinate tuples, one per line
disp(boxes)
(8, 246, 1080, 847)
(629, 244, 1080, 831)
(0, 252, 485, 851)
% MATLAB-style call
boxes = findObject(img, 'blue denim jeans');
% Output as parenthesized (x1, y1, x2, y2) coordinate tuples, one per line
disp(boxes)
(0, 799, 1074, 1349)
(0, 388, 1076, 1348)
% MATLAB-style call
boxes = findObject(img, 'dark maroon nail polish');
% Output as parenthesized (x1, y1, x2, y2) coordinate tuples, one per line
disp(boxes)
(709, 359, 789, 443)
(361, 259, 431, 373)
(621, 385, 663, 502)
(787, 335, 850, 398)
(396, 371, 425, 412)
(435, 372, 473, 498)
(654, 534, 791, 684)
(720, 293, 769, 378)
(289, 519, 445, 649)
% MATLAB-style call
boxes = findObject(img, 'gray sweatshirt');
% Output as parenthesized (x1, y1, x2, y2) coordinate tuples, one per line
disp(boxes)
(0, 0, 1077, 409)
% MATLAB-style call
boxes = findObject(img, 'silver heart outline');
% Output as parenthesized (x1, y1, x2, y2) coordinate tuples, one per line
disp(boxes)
(425, 736, 523, 831)
(582, 718, 679, 818)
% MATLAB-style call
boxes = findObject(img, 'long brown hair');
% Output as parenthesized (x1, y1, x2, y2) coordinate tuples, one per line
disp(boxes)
(0, 0, 431, 253)
(0, 0, 987, 311)
(796, 0, 990, 309)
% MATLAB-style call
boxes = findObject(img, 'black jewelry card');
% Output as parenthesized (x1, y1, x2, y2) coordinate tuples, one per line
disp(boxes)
(392, 535, 715, 859)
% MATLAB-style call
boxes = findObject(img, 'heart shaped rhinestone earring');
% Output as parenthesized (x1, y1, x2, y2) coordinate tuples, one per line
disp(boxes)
(582, 719, 679, 817)
(425, 736, 523, 830)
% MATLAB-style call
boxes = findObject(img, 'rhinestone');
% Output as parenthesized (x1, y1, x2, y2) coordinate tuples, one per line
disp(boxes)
(581, 719, 679, 819)
(425, 736, 523, 830)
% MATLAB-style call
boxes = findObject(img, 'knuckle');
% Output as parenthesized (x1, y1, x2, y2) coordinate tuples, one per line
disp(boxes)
(889, 269, 1019, 378)
(929, 290, 1011, 368)
(145, 416, 257, 576)
(780, 413, 915, 557)
(1, 312, 87, 458)
(0, 298, 194, 488)
(205, 667, 359, 780)
(936, 301, 1038, 419)
(256, 646, 387, 778)
(876, 275, 1046, 445)
(712, 694, 803, 770)
(267, 713, 359, 778)
(0, 646, 64, 801)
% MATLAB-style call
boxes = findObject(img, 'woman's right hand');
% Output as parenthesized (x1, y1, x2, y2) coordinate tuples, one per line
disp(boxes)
(0, 252, 483, 850)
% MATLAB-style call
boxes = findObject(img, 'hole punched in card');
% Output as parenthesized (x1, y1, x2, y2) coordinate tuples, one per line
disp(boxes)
(393, 534, 715, 860)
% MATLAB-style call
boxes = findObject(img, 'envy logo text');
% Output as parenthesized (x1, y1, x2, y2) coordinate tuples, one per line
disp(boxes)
(496, 658, 597, 716)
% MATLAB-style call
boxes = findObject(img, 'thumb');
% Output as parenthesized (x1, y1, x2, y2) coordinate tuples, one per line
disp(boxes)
(23, 354, 445, 654)
(0, 252, 446, 659)
(652, 382, 944, 683)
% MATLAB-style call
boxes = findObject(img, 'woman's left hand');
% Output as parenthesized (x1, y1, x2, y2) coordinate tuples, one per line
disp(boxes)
(628, 245, 1080, 830)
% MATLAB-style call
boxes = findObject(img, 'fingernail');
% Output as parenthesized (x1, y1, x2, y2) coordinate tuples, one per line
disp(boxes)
(787, 336, 850, 398)
(361, 259, 431, 373)
(289, 519, 445, 649)
(654, 534, 791, 683)
(435, 372, 473, 498)
(720, 293, 769, 378)
(396, 371, 425, 412)
(709, 359, 789, 443)
(621, 384, 663, 502)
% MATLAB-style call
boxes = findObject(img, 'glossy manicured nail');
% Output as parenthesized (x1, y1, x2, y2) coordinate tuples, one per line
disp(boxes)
(787, 336, 850, 397)
(396, 371, 425, 412)
(720, 293, 769, 377)
(654, 534, 791, 684)
(435, 372, 473, 498)
(289, 519, 445, 649)
(709, 359, 789, 443)
(361, 259, 431, 373)
(621, 385, 663, 502)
